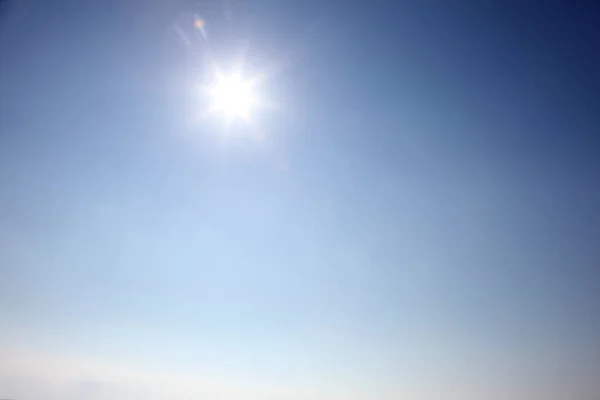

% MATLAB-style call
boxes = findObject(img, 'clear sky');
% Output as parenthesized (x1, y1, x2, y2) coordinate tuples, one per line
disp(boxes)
(1, 1, 599, 399)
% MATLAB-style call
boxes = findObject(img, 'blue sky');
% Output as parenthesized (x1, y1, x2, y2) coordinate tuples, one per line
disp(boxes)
(1, 1, 599, 399)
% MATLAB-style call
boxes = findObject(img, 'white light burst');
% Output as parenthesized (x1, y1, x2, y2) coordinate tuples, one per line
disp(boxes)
(204, 68, 261, 126)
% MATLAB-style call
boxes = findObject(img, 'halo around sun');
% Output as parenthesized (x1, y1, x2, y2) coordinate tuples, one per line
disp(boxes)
(202, 67, 263, 127)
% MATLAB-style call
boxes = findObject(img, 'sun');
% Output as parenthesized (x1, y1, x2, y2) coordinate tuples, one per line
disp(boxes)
(205, 70, 259, 124)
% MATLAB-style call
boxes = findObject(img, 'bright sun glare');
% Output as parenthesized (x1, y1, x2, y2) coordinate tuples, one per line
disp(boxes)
(206, 71, 258, 123)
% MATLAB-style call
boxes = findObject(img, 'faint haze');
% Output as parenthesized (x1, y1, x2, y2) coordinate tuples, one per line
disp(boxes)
(1, 1, 599, 400)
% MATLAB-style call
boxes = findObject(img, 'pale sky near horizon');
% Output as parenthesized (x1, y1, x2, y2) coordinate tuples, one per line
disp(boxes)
(1, 1, 599, 399)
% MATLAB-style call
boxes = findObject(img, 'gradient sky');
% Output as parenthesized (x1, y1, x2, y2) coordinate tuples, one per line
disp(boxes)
(1, 1, 599, 399)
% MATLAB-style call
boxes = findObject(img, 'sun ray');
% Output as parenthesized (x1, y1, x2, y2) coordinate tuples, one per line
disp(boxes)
(202, 67, 260, 125)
